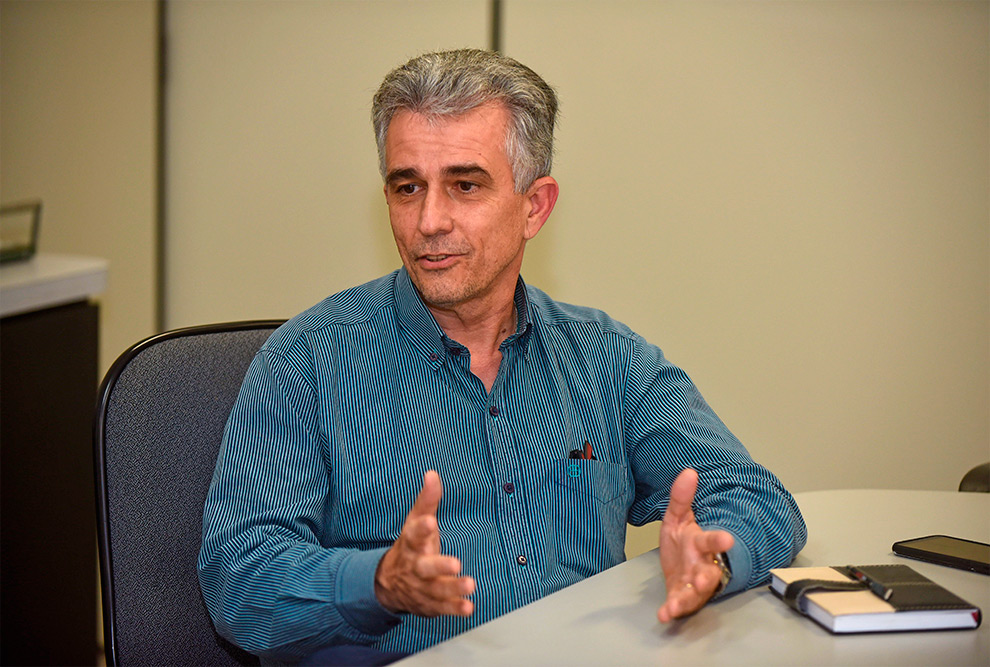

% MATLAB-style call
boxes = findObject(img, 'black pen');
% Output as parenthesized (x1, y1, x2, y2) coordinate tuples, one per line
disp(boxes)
(846, 566, 894, 601)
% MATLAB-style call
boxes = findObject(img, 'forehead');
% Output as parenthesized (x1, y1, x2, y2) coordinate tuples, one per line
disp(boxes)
(384, 103, 512, 173)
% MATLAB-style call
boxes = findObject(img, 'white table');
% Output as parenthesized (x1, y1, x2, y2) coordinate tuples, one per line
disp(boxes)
(397, 490, 989, 666)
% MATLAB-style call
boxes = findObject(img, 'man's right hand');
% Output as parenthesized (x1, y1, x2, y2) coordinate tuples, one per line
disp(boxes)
(374, 470, 475, 617)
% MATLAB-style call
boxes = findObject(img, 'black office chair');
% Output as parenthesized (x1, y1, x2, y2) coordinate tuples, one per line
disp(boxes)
(94, 321, 284, 666)
(959, 462, 990, 493)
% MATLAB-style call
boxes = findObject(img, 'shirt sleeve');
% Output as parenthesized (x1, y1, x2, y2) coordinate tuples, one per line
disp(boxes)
(197, 344, 402, 661)
(622, 336, 807, 595)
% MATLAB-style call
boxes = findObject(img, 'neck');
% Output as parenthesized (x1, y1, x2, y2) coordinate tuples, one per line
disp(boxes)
(430, 295, 516, 394)
(427, 293, 517, 356)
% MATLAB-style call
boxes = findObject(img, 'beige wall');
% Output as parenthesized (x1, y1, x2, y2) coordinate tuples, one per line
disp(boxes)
(167, 0, 988, 499)
(164, 0, 489, 328)
(0, 0, 158, 374)
(3, 1, 987, 540)
(504, 0, 988, 560)
(506, 0, 988, 497)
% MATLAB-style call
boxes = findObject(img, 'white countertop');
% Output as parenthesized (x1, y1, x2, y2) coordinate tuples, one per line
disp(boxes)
(0, 253, 108, 318)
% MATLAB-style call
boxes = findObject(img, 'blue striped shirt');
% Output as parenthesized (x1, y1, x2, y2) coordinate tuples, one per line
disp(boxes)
(198, 268, 806, 662)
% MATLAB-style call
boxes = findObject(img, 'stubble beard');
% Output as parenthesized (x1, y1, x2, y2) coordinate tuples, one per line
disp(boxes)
(410, 268, 479, 311)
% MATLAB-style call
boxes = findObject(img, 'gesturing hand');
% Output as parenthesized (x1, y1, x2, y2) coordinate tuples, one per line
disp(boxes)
(374, 470, 475, 617)
(656, 468, 735, 623)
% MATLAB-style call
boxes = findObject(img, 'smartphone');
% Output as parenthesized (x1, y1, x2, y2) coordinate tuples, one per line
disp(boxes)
(892, 534, 990, 575)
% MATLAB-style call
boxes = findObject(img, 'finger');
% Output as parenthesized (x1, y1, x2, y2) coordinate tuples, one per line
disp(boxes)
(422, 573, 476, 601)
(436, 596, 474, 618)
(410, 574, 476, 617)
(658, 589, 688, 623)
(413, 554, 463, 579)
(657, 582, 706, 623)
(408, 470, 443, 520)
(412, 594, 475, 618)
(690, 565, 724, 593)
(693, 528, 735, 557)
(657, 599, 678, 623)
(657, 593, 693, 622)
(664, 468, 699, 524)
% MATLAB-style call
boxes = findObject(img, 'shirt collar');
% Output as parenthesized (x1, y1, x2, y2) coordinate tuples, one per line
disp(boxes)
(394, 267, 533, 367)
(504, 276, 533, 353)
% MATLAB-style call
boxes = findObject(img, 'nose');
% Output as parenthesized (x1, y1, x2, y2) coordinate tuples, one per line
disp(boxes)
(418, 187, 454, 236)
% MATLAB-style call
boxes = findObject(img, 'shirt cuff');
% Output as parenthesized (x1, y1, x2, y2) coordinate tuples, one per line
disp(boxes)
(719, 535, 752, 597)
(334, 547, 403, 636)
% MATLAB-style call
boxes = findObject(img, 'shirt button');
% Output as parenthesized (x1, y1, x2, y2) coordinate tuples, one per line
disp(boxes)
(502, 482, 514, 494)
(489, 405, 499, 416)
(429, 352, 439, 362)
(516, 555, 527, 566)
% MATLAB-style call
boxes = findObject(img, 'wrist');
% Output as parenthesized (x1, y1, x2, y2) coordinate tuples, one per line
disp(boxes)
(373, 547, 403, 614)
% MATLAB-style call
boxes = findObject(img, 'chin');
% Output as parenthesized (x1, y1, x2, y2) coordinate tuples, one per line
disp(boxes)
(409, 274, 468, 309)
(419, 288, 470, 310)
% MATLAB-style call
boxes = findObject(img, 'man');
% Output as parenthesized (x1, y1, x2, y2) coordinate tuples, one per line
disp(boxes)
(199, 49, 806, 664)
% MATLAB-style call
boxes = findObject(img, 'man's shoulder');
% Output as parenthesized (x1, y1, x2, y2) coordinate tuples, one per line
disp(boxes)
(264, 272, 399, 353)
(525, 284, 639, 343)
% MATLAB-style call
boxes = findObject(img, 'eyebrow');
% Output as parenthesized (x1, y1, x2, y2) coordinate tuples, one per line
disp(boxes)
(385, 164, 495, 187)
(385, 167, 420, 186)
(443, 164, 494, 184)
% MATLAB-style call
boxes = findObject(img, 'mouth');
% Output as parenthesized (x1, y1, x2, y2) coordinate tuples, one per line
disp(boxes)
(416, 251, 464, 269)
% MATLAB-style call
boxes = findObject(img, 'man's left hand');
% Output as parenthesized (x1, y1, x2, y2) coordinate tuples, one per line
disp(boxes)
(656, 468, 735, 623)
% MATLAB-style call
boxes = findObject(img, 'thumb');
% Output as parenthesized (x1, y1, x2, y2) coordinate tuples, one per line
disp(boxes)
(409, 469, 443, 520)
(664, 468, 699, 524)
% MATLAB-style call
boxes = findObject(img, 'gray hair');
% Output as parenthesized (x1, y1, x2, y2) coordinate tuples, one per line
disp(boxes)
(372, 49, 558, 193)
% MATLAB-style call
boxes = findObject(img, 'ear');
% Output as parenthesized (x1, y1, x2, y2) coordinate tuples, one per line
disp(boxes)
(523, 176, 559, 240)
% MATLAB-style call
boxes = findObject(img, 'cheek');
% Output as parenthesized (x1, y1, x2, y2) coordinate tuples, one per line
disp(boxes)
(387, 209, 414, 243)
(488, 208, 528, 248)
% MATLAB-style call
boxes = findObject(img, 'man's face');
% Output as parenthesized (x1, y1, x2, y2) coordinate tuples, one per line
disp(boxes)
(383, 103, 537, 314)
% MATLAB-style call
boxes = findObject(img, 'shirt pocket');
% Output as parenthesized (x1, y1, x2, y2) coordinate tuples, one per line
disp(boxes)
(550, 458, 629, 505)
(542, 458, 631, 577)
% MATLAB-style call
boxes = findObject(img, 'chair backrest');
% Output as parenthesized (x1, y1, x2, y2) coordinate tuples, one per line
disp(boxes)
(94, 321, 284, 666)
(959, 462, 990, 493)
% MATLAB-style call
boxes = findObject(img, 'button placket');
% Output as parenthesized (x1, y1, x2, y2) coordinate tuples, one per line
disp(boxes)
(484, 381, 536, 601)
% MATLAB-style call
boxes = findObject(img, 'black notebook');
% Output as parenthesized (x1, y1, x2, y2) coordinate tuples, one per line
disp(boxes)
(769, 564, 982, 633)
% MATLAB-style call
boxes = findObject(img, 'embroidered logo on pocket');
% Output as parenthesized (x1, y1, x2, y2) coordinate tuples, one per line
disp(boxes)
(553, 459, 628, 504)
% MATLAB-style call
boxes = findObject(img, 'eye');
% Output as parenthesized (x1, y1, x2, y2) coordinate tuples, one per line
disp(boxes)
(395, 183, 419, 195)
(455, 181, 478, 193)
